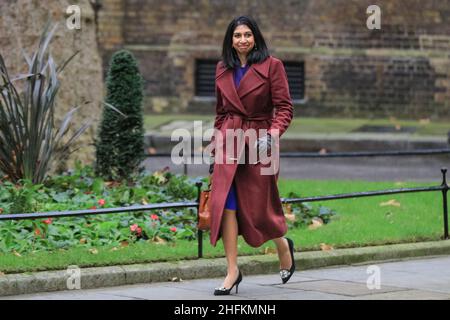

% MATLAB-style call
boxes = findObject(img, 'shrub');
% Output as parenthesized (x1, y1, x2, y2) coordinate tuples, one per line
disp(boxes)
(95, 49, 145, 181)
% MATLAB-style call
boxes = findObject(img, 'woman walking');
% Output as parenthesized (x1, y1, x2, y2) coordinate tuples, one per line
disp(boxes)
(209, 15, 295, 296)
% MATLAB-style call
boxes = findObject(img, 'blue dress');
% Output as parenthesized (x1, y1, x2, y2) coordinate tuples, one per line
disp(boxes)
(224, 64, 249, 211)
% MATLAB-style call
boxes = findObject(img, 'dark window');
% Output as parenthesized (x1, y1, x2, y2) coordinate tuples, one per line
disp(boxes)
(194, 59, 305, 100)
(195, 59, 217, 97)
(283, 61, 305, 100)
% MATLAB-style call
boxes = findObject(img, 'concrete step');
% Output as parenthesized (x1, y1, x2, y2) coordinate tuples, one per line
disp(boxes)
(145, 131, 449, 154)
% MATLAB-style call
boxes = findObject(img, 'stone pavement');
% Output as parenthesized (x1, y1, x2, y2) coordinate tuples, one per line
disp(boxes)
(3, 255, 450, 300)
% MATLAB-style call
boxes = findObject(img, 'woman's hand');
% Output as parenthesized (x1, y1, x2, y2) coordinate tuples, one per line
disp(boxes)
(254, 134, 274, 160)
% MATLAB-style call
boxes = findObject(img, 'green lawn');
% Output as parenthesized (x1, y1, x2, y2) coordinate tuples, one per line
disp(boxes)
(0, 178, 445, 274)
(278, 179, 444, 250)
(287, 117, 450, 136)
(145, 114, 212, 131)
(145, 114, 450, 136)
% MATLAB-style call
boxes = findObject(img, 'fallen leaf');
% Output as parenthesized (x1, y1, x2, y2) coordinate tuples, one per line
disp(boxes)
(12, 250, 21, 257)
(380, 199, 401, 207)
(264, 247, 277, 254)
(120, 241, 129, 247)
(320, 243, 334, 251)
(170, 277, 183, 282)
(283, 203, 292, 215)
(89, 248, 98, 255)
(308, 217, 324, 230)
(152, 171, 167, 184)
(79, 238, 87, 244)
(152, 236, 166, 244)
(285, 213, 296, 223)
(283, 203, 295, 222)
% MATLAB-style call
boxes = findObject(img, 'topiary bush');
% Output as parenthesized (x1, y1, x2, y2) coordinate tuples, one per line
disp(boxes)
(95, 49, 145, 181)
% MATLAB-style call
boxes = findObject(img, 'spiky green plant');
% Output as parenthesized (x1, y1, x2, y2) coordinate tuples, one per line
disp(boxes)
(0, 22, 90, 184)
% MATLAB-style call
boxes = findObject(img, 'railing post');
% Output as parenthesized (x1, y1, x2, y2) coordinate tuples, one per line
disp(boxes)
(181, 150, 188, 176)
(195, 182, 203, 258)
(441, 168, 449, 240)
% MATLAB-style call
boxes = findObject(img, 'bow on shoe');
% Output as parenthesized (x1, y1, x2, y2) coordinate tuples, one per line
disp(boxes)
(280, 269, 291, 279)
(213, 270, 243, 296)
(214, 286, 228, 291)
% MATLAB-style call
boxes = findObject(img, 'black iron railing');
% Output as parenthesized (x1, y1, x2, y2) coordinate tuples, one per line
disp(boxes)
(1, 168, 448, 259)
(194, 168, 449, 257)
(2, 148, 450, 257)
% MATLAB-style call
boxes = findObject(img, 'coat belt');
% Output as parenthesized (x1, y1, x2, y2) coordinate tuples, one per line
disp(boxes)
(223, 113, 273, 156)
(226, 112, 273, 130)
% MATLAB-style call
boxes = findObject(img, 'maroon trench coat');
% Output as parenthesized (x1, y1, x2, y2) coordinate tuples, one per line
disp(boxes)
(209, 55, 294, 248)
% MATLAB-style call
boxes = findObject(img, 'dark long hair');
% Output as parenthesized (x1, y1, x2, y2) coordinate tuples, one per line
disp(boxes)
(221, 16, 270, 69)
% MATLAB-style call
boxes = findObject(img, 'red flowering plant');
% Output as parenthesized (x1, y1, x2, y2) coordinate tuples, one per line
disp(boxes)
(0, 163, 205, 254)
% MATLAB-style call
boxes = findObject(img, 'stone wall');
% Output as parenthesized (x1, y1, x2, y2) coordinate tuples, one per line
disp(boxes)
(100, 0, 450, 119)
(0, 0, 104, 168)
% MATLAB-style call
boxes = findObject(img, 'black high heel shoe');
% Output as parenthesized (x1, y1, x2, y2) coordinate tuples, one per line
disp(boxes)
(280, 237, 295, 284)
(213, 270, 243, 296)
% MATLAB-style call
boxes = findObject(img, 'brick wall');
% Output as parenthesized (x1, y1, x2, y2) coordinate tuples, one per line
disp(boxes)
(97, 0, 450, 119)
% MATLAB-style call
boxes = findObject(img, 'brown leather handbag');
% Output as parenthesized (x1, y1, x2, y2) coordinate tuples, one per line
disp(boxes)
(197, 187, 211, 231)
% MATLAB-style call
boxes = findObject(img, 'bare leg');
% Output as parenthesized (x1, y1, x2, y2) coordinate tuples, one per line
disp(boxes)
(220, 209, 240, 288)
(273, 237, 292, 270)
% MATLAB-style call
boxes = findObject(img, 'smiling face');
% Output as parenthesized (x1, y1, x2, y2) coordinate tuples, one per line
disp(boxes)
(232, 24, 255, 58)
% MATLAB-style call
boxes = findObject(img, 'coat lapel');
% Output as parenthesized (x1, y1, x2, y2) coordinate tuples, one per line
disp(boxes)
(237, 58, 270, 99)
(216, 68, 246, 114)
(215, 57, 272, 114)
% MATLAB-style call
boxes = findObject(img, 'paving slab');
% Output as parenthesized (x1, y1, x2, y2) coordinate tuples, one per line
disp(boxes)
(279, 279, 405, 297)
(300, 256, 450, 294)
